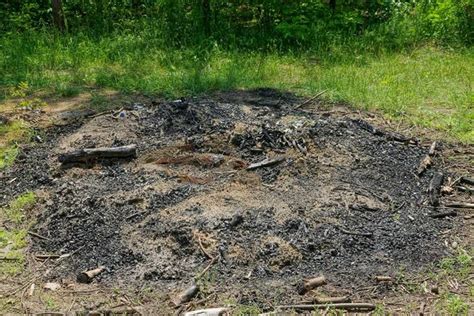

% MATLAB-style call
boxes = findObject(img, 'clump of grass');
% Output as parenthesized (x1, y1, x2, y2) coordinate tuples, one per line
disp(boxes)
(0, 192, 36, 276)
(439, 248, 473, 278)
(437, 293, 469, 315)
(0, 229, 27, 275)
(0, 119, 32, 169)
(2, 191, 36, 224)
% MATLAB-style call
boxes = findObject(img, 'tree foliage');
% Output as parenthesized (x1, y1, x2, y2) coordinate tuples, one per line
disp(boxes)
(1, 1, 472, 48)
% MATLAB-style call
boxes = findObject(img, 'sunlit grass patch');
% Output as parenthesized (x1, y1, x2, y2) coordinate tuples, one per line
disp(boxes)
(0, 192, 36, 276)
(0, 119, 32, 169)
(2, 191, 37, 224)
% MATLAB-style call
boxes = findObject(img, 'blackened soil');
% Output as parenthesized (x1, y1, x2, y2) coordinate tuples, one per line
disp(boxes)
(0, 89, 461, 308)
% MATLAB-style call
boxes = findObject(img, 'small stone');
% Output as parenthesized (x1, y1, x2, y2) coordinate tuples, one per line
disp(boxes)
(43, 282, 61, 291)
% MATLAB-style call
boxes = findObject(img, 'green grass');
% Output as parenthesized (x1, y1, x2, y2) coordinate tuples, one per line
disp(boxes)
(0, 120, 31, 169)
(0, 33, 473, 142)
(0, 192, 36, 276)
(2, 191, 36, 224)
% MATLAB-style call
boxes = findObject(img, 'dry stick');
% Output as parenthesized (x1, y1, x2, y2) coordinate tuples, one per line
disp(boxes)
(295, 90, 328, 109)
(195, 256, 218, 280)
(429, 211, 457, 219)
(277, 303, 376, 312)
(460, 176, 474, 186)
(456, 186, 474, 193)
(246, 156, 285, 170)
(338, 226, 373, 237)
(35, 254, 60, 260)
(444, 202, 474, 209)
(197, 236, 214, 260)
(314, 296, 350, 304)
(27, 231, 51, 241)
(375, 276, 393, 282)
(417, 141, 437, 175)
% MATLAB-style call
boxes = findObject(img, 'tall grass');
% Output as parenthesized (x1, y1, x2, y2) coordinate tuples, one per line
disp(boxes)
(0, 32, 473, 142)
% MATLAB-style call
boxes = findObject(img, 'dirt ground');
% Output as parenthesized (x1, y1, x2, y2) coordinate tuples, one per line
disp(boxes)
(0, 89, 472, 314)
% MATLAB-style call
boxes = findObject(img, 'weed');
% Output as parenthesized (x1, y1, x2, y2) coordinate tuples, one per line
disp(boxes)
(439, 248, 473, 278)
(436, 293, 469, 315)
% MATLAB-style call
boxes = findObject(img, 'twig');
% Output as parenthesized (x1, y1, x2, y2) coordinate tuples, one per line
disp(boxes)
(429, 211, 457, 218)
(295, 90, 328, 109)
(277, 303, 376, 312)
(197, 236, 214, 260)
(444, 202, 474, 209)
(195, 256, 218, 280)
(67, 298, 76, 313)
(338, 226, 373, 237)
(246, 156, 285, 170)
(27, 231, 51, 241)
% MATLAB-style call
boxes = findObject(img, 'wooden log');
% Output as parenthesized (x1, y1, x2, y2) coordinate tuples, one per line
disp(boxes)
(297, 275, 326, 294)
(277, 303, 376, 312)
(58, 144, 137, 164)
(77, 266, 105, 283)
(429, 172, 444, 207)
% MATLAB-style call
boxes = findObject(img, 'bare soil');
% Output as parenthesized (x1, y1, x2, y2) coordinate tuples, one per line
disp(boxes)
(1, 89, 472, 314)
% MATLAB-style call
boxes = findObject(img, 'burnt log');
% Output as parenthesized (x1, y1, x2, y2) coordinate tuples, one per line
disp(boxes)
(429, 172, 444, 206)
(58, 145, 137, 164)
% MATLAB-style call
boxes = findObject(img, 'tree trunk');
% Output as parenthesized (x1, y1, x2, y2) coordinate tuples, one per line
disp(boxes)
(329, 0, 336, 12)
(51, 0, 66, 32)
(202, 0, 211, 36)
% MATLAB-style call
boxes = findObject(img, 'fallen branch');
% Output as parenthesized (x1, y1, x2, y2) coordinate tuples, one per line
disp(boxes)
(429, 172, 444, 207)
(297, 275, 326, 294)
(444, 202, 474, 209)
(35, 254, 60, 260)
(77, 266, 105, 283)
(295, 90, 328, 109)
(246, 156, 285, 170)
(429, 211, 457, 219)
(28, 231, 51, 241)
(314, 296, 350, 304)
(456, 186, 474, 193)
(277, 303, 376, 312)
(58, 144, 137, 164)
